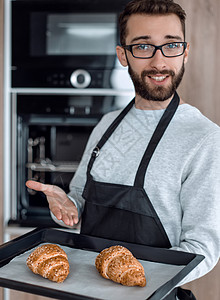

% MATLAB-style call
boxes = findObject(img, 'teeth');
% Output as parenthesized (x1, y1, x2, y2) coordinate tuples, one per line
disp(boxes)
(151, 76, 167, 82)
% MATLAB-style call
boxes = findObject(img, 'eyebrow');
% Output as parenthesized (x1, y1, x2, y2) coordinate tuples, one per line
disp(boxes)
(130, 34, 183, 44)
(165, 35, 183, 40)
(130, 35, 151, 43)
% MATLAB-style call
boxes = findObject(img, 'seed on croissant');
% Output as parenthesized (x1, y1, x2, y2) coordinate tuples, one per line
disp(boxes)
(26, 244, 69, 283)
(95, 245, 146, 287)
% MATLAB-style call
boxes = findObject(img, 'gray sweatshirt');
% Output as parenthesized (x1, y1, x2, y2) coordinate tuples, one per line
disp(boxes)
(54, 102, 220, 285)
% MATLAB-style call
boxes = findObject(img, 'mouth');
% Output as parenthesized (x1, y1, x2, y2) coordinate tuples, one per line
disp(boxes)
(147, 74, 170, 85)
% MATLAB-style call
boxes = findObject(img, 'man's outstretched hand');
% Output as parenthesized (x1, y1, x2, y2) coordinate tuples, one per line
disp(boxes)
(26, 180, 79, 227)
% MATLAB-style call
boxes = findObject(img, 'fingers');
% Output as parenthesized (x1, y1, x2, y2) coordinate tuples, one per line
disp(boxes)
(26, 180, 79, 227)
(51, 200, 79, 226)
(52, 206, 79, 226)
(62, 212, 79, 227)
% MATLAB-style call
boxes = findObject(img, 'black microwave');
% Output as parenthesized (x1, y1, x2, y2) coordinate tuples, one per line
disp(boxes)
(11, 0, 129, 88)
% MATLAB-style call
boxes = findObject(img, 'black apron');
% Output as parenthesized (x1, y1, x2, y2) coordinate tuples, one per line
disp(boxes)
(81, 92, 196, 300)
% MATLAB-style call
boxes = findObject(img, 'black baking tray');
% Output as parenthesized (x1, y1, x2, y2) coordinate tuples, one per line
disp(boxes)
(0, 227, 204, 300)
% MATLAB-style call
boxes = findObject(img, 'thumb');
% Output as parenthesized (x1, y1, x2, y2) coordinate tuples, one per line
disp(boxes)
(26, 180, 47, 192)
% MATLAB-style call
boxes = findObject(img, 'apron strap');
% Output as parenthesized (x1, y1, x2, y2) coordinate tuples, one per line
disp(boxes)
(86, 98, 135, 176)
(86, 92, 180, 182)
(134, 92, 180, 187)
(177, 287, 197, 300)
(164, 287, 196, 300)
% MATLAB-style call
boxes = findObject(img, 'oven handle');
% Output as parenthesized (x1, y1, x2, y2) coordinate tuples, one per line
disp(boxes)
(26, 162, 79, 173)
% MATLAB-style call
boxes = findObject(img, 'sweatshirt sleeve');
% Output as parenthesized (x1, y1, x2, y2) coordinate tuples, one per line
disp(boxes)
(171, 129, 220, 285)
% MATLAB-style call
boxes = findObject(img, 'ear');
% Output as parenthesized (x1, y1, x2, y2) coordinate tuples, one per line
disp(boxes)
(116, 45, 128, 67)
(184, 42, 190, 64)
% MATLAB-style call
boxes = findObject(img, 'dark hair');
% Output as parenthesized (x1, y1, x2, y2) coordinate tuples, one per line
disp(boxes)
(118, 0, 186, 46)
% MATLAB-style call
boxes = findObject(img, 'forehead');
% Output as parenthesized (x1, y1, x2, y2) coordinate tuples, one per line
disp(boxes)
(126, 13, 184, 43)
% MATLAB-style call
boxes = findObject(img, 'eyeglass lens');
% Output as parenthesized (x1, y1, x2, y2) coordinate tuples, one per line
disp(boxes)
(132, 43, 185, 58)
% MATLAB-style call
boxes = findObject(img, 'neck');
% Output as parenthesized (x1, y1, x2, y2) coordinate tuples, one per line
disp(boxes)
(134, 94, 184, 110)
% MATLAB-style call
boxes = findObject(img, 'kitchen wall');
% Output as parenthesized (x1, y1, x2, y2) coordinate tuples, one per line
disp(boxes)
(0, 0, 220, 300)
(174, 1, 220, 298)
(171, 1, 220, 298)
(176, 0, 220, 125)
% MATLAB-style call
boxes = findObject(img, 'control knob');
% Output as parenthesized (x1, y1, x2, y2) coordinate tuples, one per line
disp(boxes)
(70, 69, 91, 88)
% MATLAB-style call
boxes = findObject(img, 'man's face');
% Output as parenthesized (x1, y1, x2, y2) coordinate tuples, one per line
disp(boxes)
(116, 14, 189, 102)
(128, 59, 185, 102)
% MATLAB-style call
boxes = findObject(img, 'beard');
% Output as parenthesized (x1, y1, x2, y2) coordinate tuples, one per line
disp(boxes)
(128, 61, 185, 101)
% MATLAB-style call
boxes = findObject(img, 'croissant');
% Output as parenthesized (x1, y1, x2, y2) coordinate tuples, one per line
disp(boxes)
(95, 245, 146, 287)
(26, 244, 69, 283)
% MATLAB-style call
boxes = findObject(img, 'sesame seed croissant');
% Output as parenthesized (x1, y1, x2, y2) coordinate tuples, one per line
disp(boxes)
(26, 244, 69, 283)
(95, 245, 146, 287)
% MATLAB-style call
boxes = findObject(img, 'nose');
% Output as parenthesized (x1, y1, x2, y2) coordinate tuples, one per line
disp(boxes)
(149, 48, 167, 70)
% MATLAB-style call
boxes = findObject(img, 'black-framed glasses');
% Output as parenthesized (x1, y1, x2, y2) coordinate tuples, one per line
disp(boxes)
(123, 42, 187, 59)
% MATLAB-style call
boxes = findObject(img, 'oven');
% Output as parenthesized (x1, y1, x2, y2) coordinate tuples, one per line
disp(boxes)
(8, 91, 133, 227)
(11, 0, 129, 89)
(6, 0, 134, 228)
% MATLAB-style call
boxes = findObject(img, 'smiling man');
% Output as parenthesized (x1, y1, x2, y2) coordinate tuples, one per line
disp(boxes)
(116, 10, 188, 107)
(26, 1, 220, 299)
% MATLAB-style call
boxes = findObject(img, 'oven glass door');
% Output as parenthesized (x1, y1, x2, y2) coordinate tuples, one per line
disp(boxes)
(11, 0, 128, 69)
(32, 13, 117, 57)
(14, 93, 118, 226)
